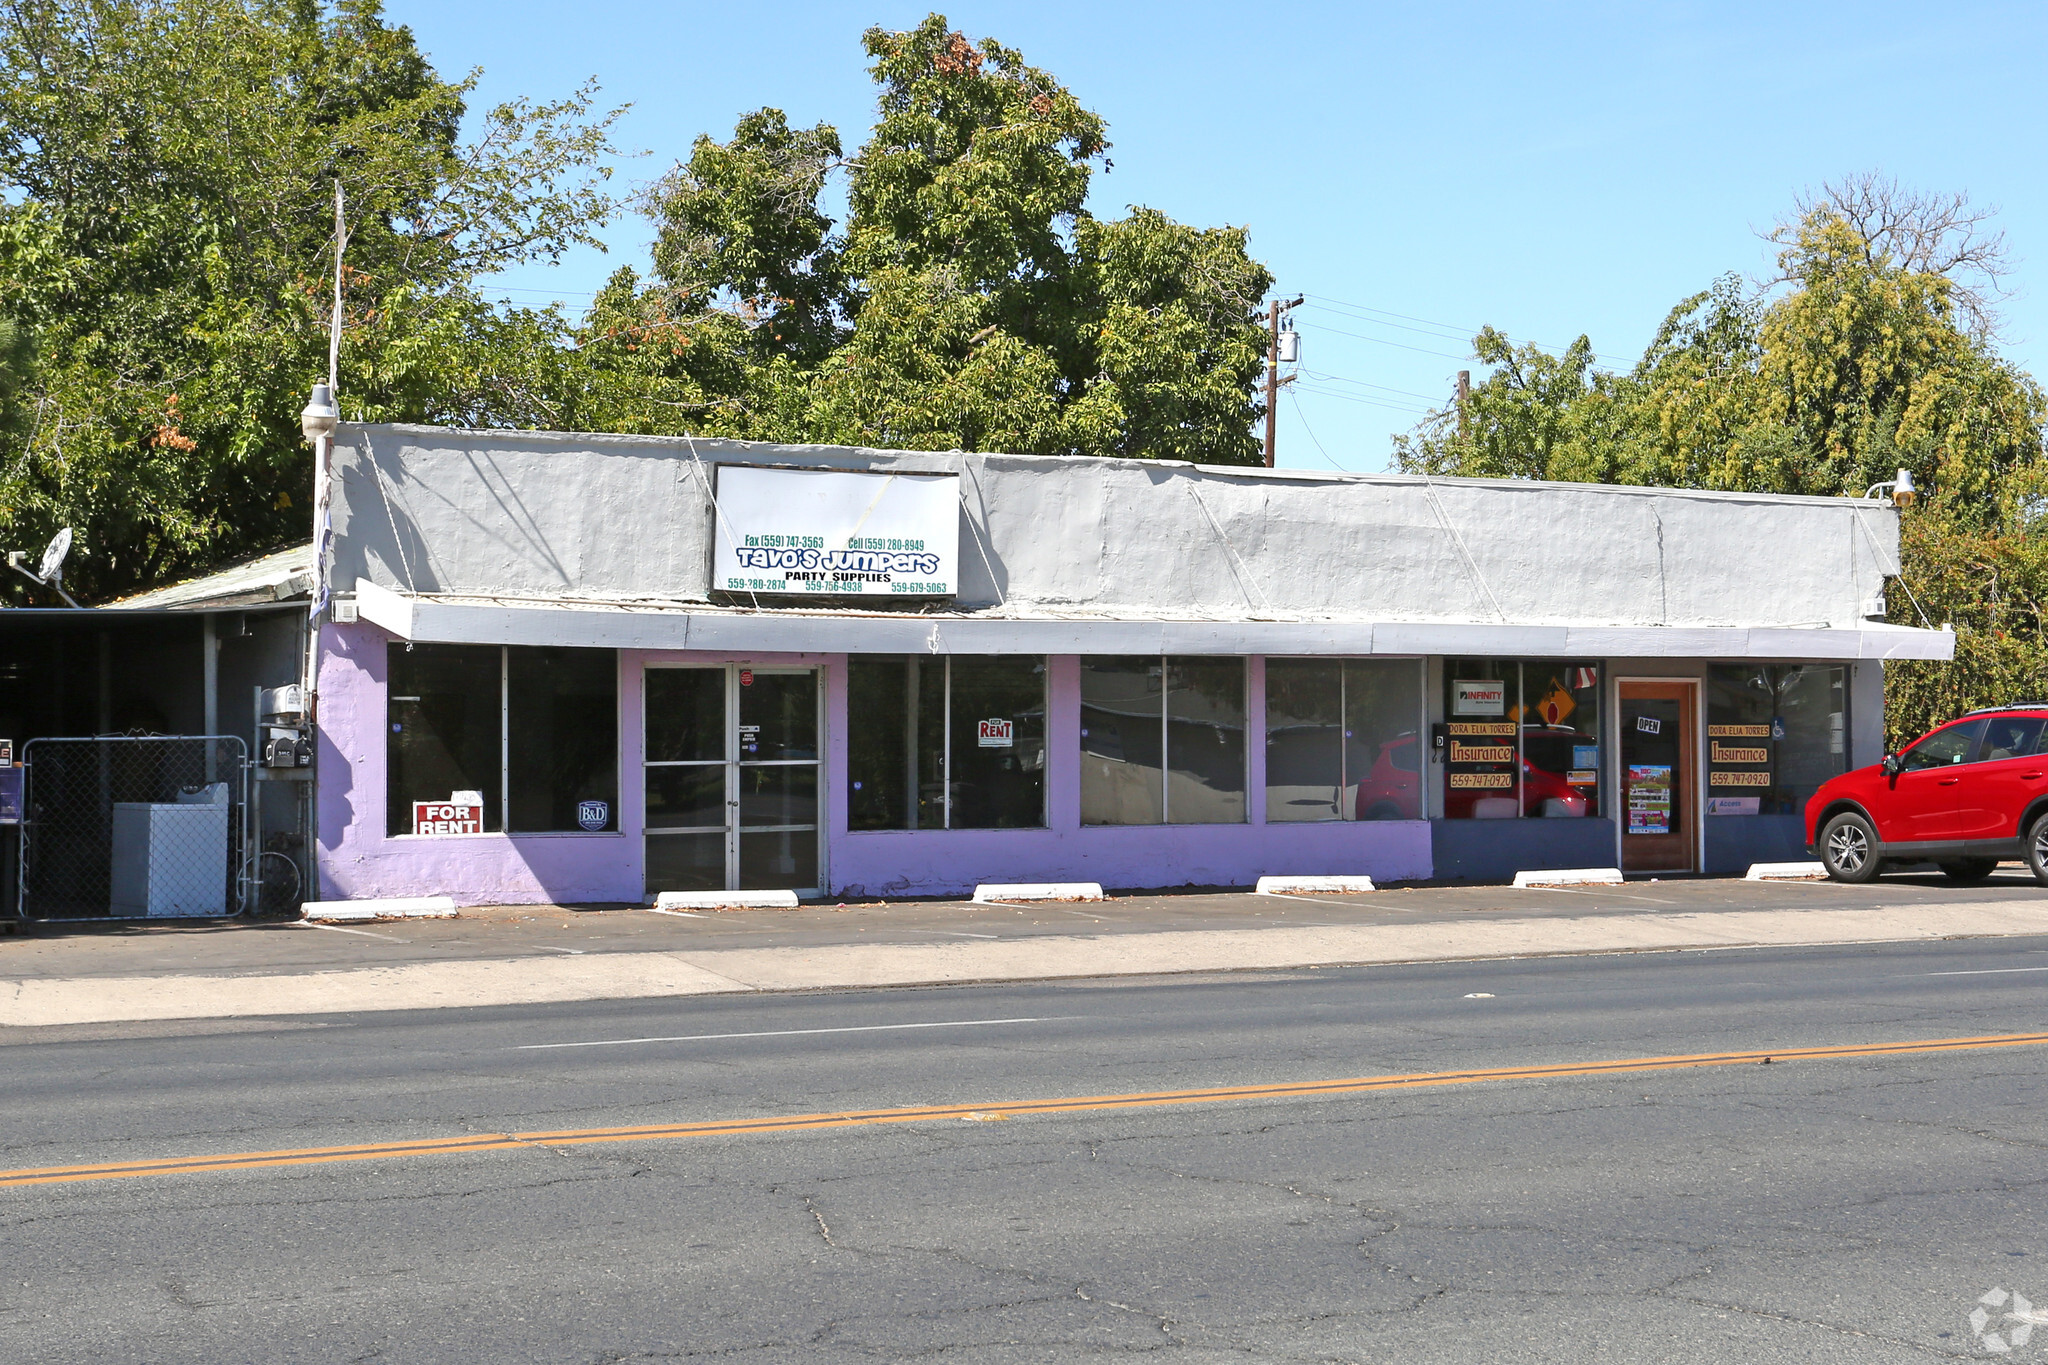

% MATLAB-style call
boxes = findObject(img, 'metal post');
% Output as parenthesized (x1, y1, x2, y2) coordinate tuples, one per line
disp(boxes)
(942, 656, 952, 830)
(499, 645, 510, 833)
(905, 657, 920, 830)
(202, 613, 218, 783)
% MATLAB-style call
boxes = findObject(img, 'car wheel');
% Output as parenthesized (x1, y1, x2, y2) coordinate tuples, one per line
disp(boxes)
(2026, 813, 2048, 887)
(1820, 811, 1882, 883)
(1936, 858, 1999, 885)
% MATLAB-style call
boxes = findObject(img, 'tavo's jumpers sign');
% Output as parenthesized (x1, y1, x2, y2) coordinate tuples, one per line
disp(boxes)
(714, 466, 960, 597)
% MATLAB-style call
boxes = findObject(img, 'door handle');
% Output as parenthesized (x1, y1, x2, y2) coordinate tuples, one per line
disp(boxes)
(1937, 777, 1961, 785)
(2024, 772, 2046, 781)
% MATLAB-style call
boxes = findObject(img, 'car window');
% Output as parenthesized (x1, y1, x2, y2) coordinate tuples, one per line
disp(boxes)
(1978, 716, 2046, 763)
(1900, 718, 1986, 771)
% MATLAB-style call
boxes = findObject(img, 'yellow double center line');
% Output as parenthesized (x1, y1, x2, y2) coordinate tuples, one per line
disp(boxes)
(6, 1030, 2045, 1190)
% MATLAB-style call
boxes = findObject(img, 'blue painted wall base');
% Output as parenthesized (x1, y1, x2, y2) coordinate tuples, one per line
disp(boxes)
(1702, 815, 1811, 875)
(1430, 818, 1617, 882)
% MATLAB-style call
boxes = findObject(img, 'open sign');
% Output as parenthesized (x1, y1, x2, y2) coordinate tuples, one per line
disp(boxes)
(977, 718, 1013, 748)
(413, 801, 483, 835)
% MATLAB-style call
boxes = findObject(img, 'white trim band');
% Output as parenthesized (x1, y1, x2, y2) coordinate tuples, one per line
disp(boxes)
(354, 580, 1955, 662)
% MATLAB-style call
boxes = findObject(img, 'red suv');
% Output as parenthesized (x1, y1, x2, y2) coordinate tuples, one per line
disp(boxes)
(1806, 705, 2048, 884)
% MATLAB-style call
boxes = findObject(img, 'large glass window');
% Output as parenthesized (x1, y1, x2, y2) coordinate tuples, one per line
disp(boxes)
(1443, 660, 1603, 819)
(387, 644, 618, 835)
(1082, 656, 1247, 825)
(508, 648, 620, 833)
(389, 645, 503, 833)
(846, 655, 1045, 830)
(1266, 659, 1424, 821)
(1705, 665, 1847, 814)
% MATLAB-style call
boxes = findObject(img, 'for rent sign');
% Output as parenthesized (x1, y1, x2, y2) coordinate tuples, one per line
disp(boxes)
(413, 800, 483, 835)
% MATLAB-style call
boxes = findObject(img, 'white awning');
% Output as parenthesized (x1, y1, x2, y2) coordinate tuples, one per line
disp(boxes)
(353, 579, 1956, 661)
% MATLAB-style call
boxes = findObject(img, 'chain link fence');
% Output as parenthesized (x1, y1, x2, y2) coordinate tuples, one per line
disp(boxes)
(20, 737, 249, 920)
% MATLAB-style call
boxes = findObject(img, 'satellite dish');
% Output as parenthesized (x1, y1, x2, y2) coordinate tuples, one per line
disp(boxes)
(38, 527, 71, 585)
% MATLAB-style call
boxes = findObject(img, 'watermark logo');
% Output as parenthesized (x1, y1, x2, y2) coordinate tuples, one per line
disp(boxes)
(1972, 1288, 2048, 1353)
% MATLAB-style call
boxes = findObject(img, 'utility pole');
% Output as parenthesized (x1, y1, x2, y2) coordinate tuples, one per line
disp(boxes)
(1456, 370, 1470, 439)
(1263, 295, 1303, 468)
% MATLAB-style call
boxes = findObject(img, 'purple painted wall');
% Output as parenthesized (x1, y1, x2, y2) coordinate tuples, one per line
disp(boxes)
(316, 628, 1434, 905)
(824, 651, 1432, 898)
(315, 620, 640, 904)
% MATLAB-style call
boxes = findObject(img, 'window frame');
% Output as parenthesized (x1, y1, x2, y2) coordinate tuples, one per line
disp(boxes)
(1263, 656, 1427, 823)
(1081, 655, 1250, 827)
(386, 643, 622, 838)
(844, 654, 1049, 832)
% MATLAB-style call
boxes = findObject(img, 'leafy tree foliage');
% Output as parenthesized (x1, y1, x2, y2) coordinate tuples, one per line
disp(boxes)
(1395, 188, 2048, 744)
(581, 13, 1273, 464)
(0, 0, 620, 598)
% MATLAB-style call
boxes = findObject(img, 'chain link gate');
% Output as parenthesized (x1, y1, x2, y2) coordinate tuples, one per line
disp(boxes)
(19, 737, 250, 921)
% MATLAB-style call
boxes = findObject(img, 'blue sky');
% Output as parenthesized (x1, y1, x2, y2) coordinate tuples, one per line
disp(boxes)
(401, 1, 2048, 474)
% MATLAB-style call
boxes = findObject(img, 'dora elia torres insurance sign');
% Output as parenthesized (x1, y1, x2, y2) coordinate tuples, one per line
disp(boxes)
(714, 466, 960, 596)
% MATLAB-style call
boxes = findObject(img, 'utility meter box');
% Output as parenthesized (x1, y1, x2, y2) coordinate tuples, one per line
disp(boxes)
(109, 783, 230, 917)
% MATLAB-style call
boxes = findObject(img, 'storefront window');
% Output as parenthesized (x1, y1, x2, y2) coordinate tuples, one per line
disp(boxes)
(1266, 659, 1424, 821)
(387, 644, 618, 836)
(1082, 657, 1247, 825)
(388, 644, 502, 833)
(1443, 660, 1603, 819)
(507, 648, 618, 833)
(845, 655, 1045, 830)
(1704, 665, 1847, 815)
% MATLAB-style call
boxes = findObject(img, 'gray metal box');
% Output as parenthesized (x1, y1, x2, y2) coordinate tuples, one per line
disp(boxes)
(109, 790, 229, 918)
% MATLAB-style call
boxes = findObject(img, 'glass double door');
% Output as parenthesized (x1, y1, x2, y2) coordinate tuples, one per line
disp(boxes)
(644, 666, 820, 894)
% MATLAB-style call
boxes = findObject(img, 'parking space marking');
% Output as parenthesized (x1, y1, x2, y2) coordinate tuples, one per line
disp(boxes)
(1256, 891, 1384, 909)
(1514, 886, 1679, 905)
(290, 921, 408, 942)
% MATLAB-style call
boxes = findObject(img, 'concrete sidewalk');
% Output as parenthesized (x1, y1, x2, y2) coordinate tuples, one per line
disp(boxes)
(4, 873, 2047, 1027)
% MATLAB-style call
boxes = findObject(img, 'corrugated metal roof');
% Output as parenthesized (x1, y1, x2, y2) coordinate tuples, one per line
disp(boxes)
(111, 543, 313, 610)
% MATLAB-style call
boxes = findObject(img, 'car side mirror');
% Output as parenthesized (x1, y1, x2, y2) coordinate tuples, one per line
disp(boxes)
(1881, 753, 1903, 777)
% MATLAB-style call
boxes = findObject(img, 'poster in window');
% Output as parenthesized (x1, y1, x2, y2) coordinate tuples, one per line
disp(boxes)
(1453, 680, 1507, 716)
(1626, 764, 1673, 835)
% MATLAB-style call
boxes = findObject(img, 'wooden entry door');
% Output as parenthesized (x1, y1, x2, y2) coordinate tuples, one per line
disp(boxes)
(1618, 680, 1697, 874)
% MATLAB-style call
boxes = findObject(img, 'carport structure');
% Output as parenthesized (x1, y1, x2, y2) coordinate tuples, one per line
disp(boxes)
(0, 545, 311, 919)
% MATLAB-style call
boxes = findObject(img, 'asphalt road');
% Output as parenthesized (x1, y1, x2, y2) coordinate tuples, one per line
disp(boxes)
(5, 936, 2048, 1362)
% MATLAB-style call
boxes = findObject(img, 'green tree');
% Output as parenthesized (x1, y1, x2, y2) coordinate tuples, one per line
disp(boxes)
(582, 13, 1272, 463)
(0, 0, 620, 598)
(1395, 184, 2048, 744)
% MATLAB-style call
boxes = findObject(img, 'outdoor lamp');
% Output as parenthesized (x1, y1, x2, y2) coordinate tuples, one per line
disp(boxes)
(1864, 467, 1918, 509)
(300, 383, 338, 443)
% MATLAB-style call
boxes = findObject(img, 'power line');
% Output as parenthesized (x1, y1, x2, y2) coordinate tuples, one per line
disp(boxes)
(1304, 292, 1635, 367)
(1289, 381, 1435, 416)
(1297, 368, 1444, 404)
(1292, 318, 1474, 363)
(1284, 388, 1353, 472)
